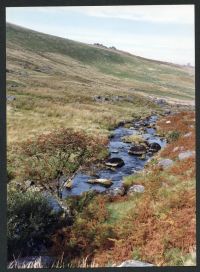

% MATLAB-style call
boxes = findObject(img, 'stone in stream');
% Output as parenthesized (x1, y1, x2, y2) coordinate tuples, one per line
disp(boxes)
(140, 154, 146, 160)
(64, 179, 73, 189)
(87, 178, 113, 187)
(108, 133, 115, 139)
(111, 149, 119, 154)
(58, 175, 73, 190)
(149, 142, 161, 152)
(147, 123, 155, 128)
(105, 157, 125, 167)
(128, 144, 147, 155)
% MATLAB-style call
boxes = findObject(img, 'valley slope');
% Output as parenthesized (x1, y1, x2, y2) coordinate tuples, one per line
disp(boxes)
(6, 23, 194, 143)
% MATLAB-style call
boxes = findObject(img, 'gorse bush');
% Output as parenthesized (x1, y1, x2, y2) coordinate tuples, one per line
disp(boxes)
(7, 187, 61, 260)
(8, 128, 108, 185)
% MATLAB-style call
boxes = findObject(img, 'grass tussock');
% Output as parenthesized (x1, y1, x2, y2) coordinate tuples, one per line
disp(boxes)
(122, 134, 145, 144)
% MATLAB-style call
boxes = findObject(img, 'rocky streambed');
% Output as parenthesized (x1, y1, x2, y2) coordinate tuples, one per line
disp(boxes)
(60, 115, 166, 198)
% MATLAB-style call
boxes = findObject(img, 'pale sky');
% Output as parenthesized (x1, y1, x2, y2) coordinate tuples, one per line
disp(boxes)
(6, 5, 195, 66)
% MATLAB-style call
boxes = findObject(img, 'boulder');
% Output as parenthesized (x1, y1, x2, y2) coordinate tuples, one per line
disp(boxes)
(118, 260, 153, 267)
(87, 178, 113, 187)
(128, 145, 147, 155)
(158, 159, 174, 169)
(147, 151, 153, 157)
(172, 146, 179, 152)
(93, 95, 106, 103)
(155, 98, 167, 106)
(24, 180, 35, 188)
(178, 151, 195, 160)
(104, 187, 125, 196)
(164, 109, 171, 115)
(184, 132, 192, 138)
(127, 185, 145, 194)
(105, 157, 125, 167)
(7, 95, 16, 102)
(149, 142, 161, 152)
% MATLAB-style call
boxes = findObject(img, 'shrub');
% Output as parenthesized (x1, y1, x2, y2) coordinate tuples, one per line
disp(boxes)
(7, 187, 61, 260)
(168, 131, 181, 142)
(51, 194, 116, 261)
(8, 128, 108, 186)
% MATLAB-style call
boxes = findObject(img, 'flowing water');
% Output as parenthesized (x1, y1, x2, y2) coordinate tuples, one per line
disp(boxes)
(61, 115, 166, 198)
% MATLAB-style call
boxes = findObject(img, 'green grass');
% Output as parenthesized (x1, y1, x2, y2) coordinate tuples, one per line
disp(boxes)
(7, 23, 126, 65)
(6, 23, 194, 144)
(106, 196, 140, 224)
(7, 23, 194, 102)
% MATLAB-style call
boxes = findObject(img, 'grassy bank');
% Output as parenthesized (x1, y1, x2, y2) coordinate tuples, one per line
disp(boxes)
(48, 111, 196, 267)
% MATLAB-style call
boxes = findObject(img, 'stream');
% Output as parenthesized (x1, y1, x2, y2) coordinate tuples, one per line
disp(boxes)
(24, 114, 167, 257)
(61, 115, 166, 198)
